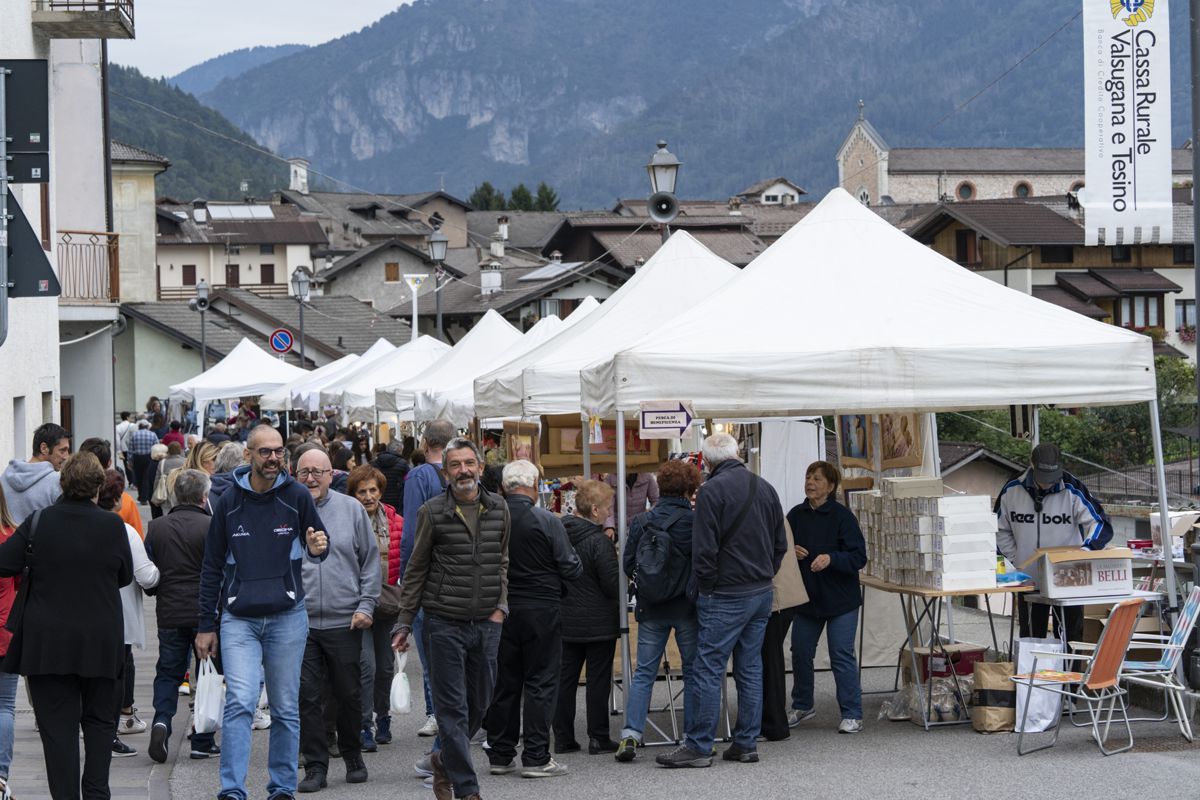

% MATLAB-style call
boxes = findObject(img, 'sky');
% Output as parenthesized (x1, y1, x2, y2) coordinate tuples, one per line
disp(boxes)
(107, 1, 410, 78)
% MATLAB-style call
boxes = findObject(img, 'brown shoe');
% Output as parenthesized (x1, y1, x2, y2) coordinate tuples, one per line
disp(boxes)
(429, 751, 453, 800)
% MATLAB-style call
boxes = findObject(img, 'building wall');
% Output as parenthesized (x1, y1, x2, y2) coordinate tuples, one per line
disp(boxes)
(323, 248, 426, 310)
(113, 318, 203, 412)
(838, 125, 885, 204)
(942, 460, 1019, 500)
(113, 165, 162, 303)
(413, 198, 468, 248)
(59, 321, 115, 443)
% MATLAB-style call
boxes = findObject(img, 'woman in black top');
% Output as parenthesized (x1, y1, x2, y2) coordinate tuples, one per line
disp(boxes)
(785, 461, 867, 734)
(0, 451, 133, 799)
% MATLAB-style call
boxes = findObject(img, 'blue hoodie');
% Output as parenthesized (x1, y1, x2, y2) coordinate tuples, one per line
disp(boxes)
(197, 465, 326, 632)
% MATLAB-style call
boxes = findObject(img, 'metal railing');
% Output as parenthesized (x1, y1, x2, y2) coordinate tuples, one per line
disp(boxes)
(57, 230, 119, 302)
(157, 283, 289, 301)
(32, 0, 133, 21)
(1080, 465, 1200, 507)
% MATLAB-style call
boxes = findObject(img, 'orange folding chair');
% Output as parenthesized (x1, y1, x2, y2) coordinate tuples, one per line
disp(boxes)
(1011, 598, 1144, 756)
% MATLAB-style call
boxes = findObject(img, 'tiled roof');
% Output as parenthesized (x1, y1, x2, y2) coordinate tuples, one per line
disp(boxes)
(157, 202, 327, 246)
(1031, 285, 1109, 319)
(466, 211, 566, 251)
(566, 213, 752, 230)
(613, 199, 813, 239)
(120, 301, 308, 366)
(591, 229, 765, 268)
(909, 199, 1084, 246)
(279, 190, 442, 241)
(736, 177, 807, 197)
(1090, 268, 1183, 294)
(110, 140, 170, 166)
(1056, 272, 1120, 301)
(888, 148, 1194, 174)
(317, 238, 434, 282)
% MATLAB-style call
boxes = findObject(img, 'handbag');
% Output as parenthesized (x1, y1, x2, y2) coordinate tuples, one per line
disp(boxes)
(376, 583, 404, 618)
(389, 652, 412, 714)
(3, 509, 43, 672)
(772, 519, 810, 612)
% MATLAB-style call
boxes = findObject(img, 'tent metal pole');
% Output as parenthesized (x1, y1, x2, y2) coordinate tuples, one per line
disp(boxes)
(1149, 400, 1180, 625)
(615, 410, 632, 714)
(582, 413, 591, 477)
(1031, 407, 1040, 447)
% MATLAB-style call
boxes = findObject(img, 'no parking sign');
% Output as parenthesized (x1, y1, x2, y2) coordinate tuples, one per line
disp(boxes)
(269, 328, 294, 354)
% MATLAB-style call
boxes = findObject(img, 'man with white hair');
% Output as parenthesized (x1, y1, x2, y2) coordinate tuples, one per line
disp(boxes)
(656, 434, 787, 769)
(483, 460, 581, 778)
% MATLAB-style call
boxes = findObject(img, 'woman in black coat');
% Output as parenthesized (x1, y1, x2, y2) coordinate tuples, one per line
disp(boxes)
(0, 451, 132, 800)
(553, 479, 619, 754)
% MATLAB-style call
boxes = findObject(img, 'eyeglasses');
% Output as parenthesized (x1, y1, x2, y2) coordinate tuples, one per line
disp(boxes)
(296, 468, 332, 479)
(255, 447, 287, 459)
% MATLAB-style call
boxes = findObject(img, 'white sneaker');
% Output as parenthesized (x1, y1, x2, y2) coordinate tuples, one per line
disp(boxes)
(417, 714, 438, 737)
(838, 718, 863, 734)
(422, 775, 433, 790)
(489, 757, 517, 775)
(787, 708, 815, 727)
(252, 708, 272, 730)
(521, 758, 569, 778)
(0, 775, 13, 800)
(470, 728, 487, 746)
(178, 681, 190, 696)
(413, 752, 433, 778)
(118, 709, 147, 735)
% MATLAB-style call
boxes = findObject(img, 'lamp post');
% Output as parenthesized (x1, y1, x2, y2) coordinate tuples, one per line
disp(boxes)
(403, 273, 429, 343)
(290, 267, 310, 366)
(646, 139, 681, 244)
(189, 278, 210, 371)
(427, 229, 449, 342)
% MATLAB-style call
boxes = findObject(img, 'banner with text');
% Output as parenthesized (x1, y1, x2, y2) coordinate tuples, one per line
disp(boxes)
(1082, 0, 1173, 246)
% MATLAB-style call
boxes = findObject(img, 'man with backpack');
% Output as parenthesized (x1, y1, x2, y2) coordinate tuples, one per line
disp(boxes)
(615, 460, 702, 762)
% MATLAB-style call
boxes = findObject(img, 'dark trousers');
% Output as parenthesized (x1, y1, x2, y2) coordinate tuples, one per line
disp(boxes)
(132, 454, 152, 502)
(153, 627, 215, 747)
(112, 646, 134, 730)
(484, 606, 562, 766)
(28, 673, 120, 800)
(424, 615, 501, 798)
(299, 627, 363, 769)
(1019, 601, 1083, 644)
(760, 608, 794, 741)
(360, 613, 398, 725)
(554, 638, 616, 744)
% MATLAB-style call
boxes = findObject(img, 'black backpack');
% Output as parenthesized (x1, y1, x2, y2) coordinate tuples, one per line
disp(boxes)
(632, 507, 690, 605)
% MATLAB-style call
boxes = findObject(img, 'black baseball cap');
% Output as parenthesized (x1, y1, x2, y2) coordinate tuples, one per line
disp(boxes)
(1031, 443, 1063, 486)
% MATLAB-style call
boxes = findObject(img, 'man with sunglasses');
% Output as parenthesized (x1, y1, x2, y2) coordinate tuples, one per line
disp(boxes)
(196, 424, 330, 800)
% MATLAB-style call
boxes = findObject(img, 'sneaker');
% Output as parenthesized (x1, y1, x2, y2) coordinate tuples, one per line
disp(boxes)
(253, 708, 272, 730)
(149, 722, 169, 763)
(722, 743, 759, 763)
(118, 708, 147, 735)
(521, 758, 569, 778)
(838, 718, 863, 734)
(470, 728, 487, 747)
(343, 753, 368, 784)
(111, 738, 137, 757)
(361, 725, 377, 753)
(374, 715, 392, 744)
(413, 752, 433, 778)
(297, 766, 327, 793)
(489, 757, 517, 775)
(178, 680, 191, 696)
(787, 708, 816, 727)
(422, 776, 434, 790)
(190, 742, 220, 759)
(614, 736, 638, 762)
(0, 776, 14, 800)
(654, 745, 712, 769)
(418, 714, 438, 737)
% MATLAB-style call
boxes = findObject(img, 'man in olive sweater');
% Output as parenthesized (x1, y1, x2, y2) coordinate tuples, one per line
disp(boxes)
(392, 438, 510, 800)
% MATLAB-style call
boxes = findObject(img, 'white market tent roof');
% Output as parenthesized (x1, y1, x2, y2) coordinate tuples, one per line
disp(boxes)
(169, 338, 308, 408)
(414, 296, 602, 426)
(376, 309, 523, 417)
(324, 335, 452, 422)
(474, 232, 740, 419)
(286, 338, 396, 411)
(258, 353, 359, 410)
(580, 188, 1157, 418)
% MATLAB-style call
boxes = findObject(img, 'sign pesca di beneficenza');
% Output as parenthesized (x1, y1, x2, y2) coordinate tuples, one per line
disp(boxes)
(1082, 0, 1173, 247)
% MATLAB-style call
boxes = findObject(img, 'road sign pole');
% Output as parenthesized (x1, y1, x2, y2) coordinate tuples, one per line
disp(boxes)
(299, 298, 305, 366)
(200, 308, 207, 371)
(1, 68, 10, 349)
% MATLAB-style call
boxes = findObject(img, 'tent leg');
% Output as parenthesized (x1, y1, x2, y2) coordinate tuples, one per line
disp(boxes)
(615, 411, 632, 717)
(1031, 407, 1040, 447)
(582, 413, 592, 478)
(1150, 401, 1180, 627)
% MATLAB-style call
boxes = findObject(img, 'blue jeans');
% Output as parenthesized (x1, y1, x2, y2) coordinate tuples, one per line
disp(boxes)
(219, 604, 308, 800)
(153, 627, 215, 748)
(790, 608, 863, 720)
(621, 616, 699, 741)
(413, 609, 435, 716)
(0, 671, 17, 778)
(685, 589, 772, 754)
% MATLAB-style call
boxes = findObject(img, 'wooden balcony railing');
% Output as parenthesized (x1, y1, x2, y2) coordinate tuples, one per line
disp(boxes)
(30, 0, 134, 39)
(157, 283, 290, 301)
(57, 230, 119, 303)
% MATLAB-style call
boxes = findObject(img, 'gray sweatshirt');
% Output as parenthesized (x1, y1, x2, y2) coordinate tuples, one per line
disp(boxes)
(0, 460, 62, 524)
(301, 490, 381, 630)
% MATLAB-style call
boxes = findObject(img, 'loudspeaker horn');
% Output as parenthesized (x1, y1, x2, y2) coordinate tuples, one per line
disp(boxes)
(648, 191, 679, 225)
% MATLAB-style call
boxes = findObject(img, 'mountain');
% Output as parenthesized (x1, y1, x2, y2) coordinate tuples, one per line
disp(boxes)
(168, 44, 310, 97)
(109, 64, 288, 201)
(195, 0, 1192, 207)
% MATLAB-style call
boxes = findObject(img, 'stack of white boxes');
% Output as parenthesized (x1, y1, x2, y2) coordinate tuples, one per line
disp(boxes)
(850, 477, 998, 591)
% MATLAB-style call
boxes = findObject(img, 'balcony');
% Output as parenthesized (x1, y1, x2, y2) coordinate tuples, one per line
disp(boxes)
(157, 283, 290, 301)
(58, 230, 119, 303)
(30, 1, 134, 39)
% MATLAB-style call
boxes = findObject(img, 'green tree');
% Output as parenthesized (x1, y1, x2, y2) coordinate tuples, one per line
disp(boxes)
(534, 182, 560, 212)
(468, 182, 506, 211)
(507, 183, 534, 211)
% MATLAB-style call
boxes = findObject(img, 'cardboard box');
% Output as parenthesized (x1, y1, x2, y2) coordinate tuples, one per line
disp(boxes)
(926, 570, 997, 591)
(1019, 547, 1134, 599)
(934, 532, 996, 555)
(1150, 511, 1200, 548)
(901, 642, 988, 683)
(882, 476, 944, 499)
(911, 495, 992, 516)
(933, 552, 998, 574)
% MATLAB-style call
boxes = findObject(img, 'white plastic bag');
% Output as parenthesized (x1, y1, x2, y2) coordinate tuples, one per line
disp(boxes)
(1014, 637, 1064, 733)
(193, 657, 225, 733)
(390, 652, 412, 715)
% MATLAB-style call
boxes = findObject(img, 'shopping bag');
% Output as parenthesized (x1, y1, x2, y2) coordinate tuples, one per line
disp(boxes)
(390, 652, 412, 714)
(193, 657, 225, 733)
(1014, 638, 1063, 733)
(971, 661, 1016, 732)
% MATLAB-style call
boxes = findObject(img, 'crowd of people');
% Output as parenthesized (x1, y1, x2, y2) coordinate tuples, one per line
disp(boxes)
(0, 405, 882, 800)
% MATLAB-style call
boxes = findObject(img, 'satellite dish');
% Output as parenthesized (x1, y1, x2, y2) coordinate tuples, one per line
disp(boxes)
(648, 191, 679, 224)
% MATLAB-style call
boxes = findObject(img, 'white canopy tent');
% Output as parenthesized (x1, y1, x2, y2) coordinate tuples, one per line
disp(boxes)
(376, 309, 523, 419)
(168, 338, 308, 410)
(290, 339, 396, 412)
(323, 335, 452, 422)
(473, 231, 740, 419)
(258, 354, 359, 411)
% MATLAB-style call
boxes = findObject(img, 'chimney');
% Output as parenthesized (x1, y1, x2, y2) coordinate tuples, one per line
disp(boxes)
(497, 215, 510, 242)
(550, 250, 562, 264)
(288, 157, 310, 194)
(192, 199, 208, 224)
(480, 261, 502, 295)
(489, 231, 505, 259)
(727, 196, 743, 216)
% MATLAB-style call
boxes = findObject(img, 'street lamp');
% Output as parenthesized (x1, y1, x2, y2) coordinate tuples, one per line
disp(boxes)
(188, 278, 211, 371)
(427, 228, 449, 342)
(290, 267, 311, 366)
(402, 273, 429, 343)
(646, 139, 681, 243)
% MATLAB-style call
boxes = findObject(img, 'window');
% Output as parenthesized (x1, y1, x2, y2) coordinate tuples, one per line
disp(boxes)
(1176, 299, 1196, 331)
(384, 262, 400, 283)
(1117, 295, 1163, 328)
(260, 264, 275, 285)
(259, 244, 275, 255)
(1174, 245, 1195, 264)
(228, 245, 242, 255)
(764, 194, 779, 203)
(857, 188, 870, 206)
(1013, 181, 1032, 198)
(225, 264, 240, 287)
(956, 181, 975, 201)
(181, 265, 196, 286)
(429, 212, 444, 229)
(1110, 245, 1132, 263)
(954, 230, 978, 265)
(1040, 245, 1074, 264)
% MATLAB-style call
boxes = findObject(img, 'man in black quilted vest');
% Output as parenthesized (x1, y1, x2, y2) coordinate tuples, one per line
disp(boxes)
(392, 437, 510, 800)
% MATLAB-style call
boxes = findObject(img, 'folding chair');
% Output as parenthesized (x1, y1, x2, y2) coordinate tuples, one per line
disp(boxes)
(1012, 598, 1144, 756)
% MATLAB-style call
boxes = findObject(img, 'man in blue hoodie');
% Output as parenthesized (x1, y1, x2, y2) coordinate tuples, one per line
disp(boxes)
(0, 422, 69, 523)
(196, 425, 329, 800)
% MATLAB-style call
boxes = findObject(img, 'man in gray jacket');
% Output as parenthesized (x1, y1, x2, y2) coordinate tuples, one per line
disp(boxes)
(294, 445, 380, 792)
(0, 423, 69, 523)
